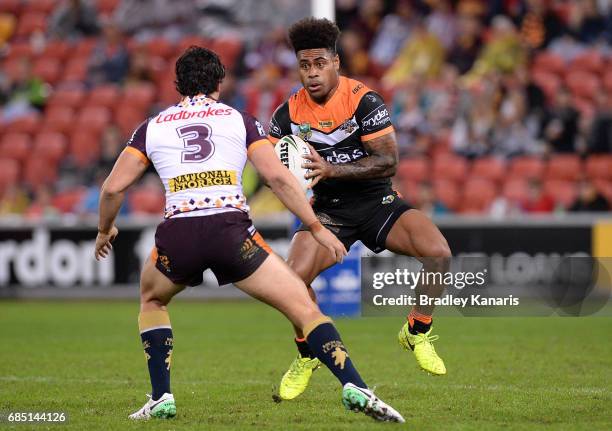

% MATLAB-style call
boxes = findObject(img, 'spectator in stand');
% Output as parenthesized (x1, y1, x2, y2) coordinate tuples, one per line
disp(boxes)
(125, 45, 155, 84)
(0, 13, 16, 49)
(338, 29, 369, 76)
(0, 57, 48, 123)
(25, 185, 59, 220)
(548, 32, 588, 62)
(244, 65, 285, 126)
(383, 22, 445, 86)
(393, 80, 430, 155)
(587, 93, 612, 153)
(426, 0, 457, 50)
(335, 0, 359, 30)
(219, 73, 246, 112)
(346, 0, 386, 47)
(97, 126, 123, 173)
(447, 7, 483, 74)
(569, 179, 610, 211)
(491, 82, 537, 157)
(414, 182, 450, 216)
(465, 15, 526, 82)
(88, 20, 130, 85)
(568, 0, 607, 43)
(48, 0, 99, 40)
(542, 87, 579, 153)
(368, 0, 416, 68)
(517, 0, 566, 49)
(522, 179, 555, 213)
(78, 169, 130, 215)
(244, 26, 296, 74)
(114, 0, 198, 41)
(0, 185, 29, 216)
(451, 85, 496, 157)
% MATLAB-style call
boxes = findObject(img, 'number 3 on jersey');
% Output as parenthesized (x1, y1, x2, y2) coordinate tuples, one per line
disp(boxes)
(177, 124, 215, 163)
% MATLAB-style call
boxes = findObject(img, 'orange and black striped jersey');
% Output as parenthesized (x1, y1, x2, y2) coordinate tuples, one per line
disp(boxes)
(268, 76, 395, 199)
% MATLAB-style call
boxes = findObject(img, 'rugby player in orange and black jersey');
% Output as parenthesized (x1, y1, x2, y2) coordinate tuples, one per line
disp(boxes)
(269, 18, 453, 402)
(269, 76, 395, 202)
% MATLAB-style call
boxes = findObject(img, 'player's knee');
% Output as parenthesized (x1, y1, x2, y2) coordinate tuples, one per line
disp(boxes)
(429, 241, 452, 259)
(288, 258, 316, 285)
(140, 282, 166, 307)
(297, 304, 325, 331)
(288, 291, 323, 327)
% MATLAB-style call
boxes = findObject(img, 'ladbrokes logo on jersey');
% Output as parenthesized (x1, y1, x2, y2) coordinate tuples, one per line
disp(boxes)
(155, 107, 233, 123)
(168, 170, 237, 192)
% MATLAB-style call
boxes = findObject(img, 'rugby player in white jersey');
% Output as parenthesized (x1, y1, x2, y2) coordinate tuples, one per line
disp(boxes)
(94, 47, 404, 423)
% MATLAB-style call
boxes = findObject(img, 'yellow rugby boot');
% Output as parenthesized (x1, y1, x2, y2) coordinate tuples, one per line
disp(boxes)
(279, 355, 321, 400)
(398, 322, 446, 375)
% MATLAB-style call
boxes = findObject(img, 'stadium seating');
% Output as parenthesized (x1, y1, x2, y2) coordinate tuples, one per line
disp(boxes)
(0, 3, 609, 216)
(129, 188, 166, 215)
(470, 157, 506, 183)
(509, 157, 545, 180)
(397, 158, 429, 182)
(585, 155, 612, 181)
(32, 57, 62, 85)
(460, 178, 497, 213)
(543, 180, 577, 208)
(0, 132, 31, 162)
(113, 105, 145, 137)
(433, 179, 460, 211)
(47, 86, 86, 107)
(52, 187, 86, 213)
(62, 56, 90, 82)
(15, 12, 46, 37)
(503, 178, 529, 204)
(70, 130, 101, 168)
(433, 154, 469, 183)
(33, 131, 67, 162)
(0, 158, 20, 192)
(570, 51, 605, 75)
(23, 157, 58, 188)
(42, 40, 71, 61)
(87, 84, 121, 108)
(545, 154, 582, 181)
(42, 105, 75, 133)
(26, 0, 56, 14)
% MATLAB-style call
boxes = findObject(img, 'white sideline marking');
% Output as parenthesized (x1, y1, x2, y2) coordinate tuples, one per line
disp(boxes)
(0, 376, 608, 396)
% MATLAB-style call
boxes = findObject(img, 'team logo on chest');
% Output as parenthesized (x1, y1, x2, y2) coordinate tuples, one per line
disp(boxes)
(340, 118, 358, 134)
(298, 122, 312, 141)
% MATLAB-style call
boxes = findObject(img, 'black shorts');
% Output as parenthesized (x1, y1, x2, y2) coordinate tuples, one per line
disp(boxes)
(297, 190, 412, 253)
(153, 211, 270, 286)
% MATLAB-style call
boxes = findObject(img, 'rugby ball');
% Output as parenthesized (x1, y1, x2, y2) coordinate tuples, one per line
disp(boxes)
(274, 134, 312, 191)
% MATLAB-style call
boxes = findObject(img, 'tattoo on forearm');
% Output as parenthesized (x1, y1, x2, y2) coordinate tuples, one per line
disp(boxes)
(330, 133, 398, 180)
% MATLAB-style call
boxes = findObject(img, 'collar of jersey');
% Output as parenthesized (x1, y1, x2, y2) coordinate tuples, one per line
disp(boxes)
(179, 94, 217, 107)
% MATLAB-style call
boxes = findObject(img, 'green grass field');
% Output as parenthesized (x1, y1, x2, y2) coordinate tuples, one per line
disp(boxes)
(1, 300, 611, 430)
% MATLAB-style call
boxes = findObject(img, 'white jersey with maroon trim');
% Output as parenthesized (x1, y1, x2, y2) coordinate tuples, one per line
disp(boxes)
(125, 95, 268, 218)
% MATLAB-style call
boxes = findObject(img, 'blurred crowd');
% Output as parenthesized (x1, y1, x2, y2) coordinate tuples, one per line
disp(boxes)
(0, 0, 610, 219)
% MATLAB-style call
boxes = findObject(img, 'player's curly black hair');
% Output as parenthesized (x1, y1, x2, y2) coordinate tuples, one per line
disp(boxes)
(288, 17, 340, 54)
(175, 46, 226, 97)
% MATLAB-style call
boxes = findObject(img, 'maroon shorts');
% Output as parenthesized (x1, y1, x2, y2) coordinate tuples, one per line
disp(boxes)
(153, 211, 271, 286)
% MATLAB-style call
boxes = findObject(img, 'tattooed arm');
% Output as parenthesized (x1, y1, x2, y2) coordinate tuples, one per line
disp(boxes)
(302, 132, 398, 187)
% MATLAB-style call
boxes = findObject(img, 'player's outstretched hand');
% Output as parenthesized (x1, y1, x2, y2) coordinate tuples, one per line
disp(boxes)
(95, 225, 119, 260)
(311, 224, 347, 263)
(302, 143, 332, 188)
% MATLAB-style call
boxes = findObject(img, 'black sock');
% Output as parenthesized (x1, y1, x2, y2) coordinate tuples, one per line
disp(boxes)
(141, 328, 173, 400)
(139, 311, 173, 400)
(295, 337, 315, 359)
(305, 319, 367, 388)
(409, 318, 432, 335)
